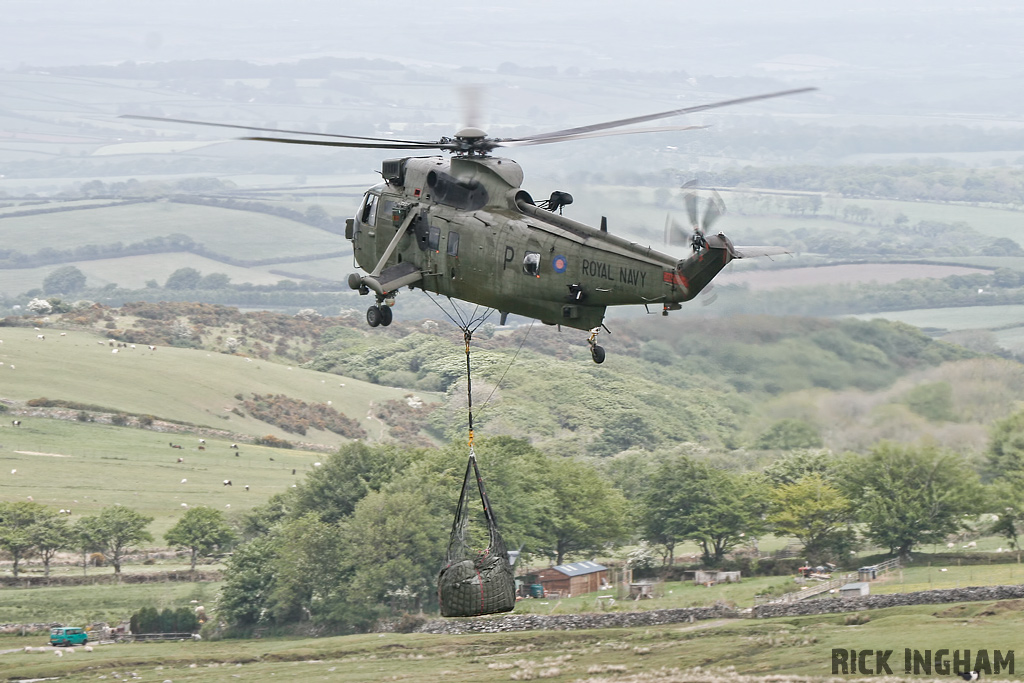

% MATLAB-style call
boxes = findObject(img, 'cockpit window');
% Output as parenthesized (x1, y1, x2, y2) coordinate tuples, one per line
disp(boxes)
(523, 251, 541, 277)
(360, 194, 378, 225)
(428, 225, 441, 251)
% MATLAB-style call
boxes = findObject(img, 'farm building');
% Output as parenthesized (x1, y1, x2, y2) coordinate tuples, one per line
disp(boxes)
(840, 582, 870, 598)
(535, 561, 608, 597)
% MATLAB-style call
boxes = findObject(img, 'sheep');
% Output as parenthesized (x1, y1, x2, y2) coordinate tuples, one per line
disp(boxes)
(97, 341, 105, 345)
(26, 495, 33, 502)
(199, 439, 206, 444)
(60, 332, 67, 336)
(12, 419, 21, 426)
(83, 645, 93, 652)
(230, 443, 238, 449)
(181, 478, 188, 484)
(177, 457, 184, 463)
(148, 345, 156, 350)
(112, 348, 118, 354)
(234, 452, 240, 457)
(198, 446, 205, 451)
(66, 647, 75, 654)
(223, 479, 232, 486)
(946, 542, 955, 549)
(54, 650, 63, 657)
(37, 334, 45, 340)
(244, 485, 250, 491)
(967, 541, 977, 548)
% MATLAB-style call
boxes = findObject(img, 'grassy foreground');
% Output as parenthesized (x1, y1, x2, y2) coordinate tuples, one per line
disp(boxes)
(2, 600, 1023, 681)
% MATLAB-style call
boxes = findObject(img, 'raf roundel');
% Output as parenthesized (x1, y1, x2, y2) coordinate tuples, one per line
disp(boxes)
(552, 255, 568, 273)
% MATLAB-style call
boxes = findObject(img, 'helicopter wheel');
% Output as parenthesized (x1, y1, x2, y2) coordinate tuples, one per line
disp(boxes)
(590, 344, 606, 364)
(366, 306, 382, 328)
(379, 305, 393, 327)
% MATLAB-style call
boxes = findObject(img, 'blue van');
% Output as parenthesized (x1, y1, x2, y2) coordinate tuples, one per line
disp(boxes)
(50, 627, 88, 646)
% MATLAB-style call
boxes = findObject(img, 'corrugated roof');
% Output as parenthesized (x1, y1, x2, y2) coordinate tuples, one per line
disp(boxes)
(552, 561, 607, 577)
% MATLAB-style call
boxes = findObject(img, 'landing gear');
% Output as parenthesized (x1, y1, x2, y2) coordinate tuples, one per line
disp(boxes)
(587, 327, 606, 364)
(366, 306, 382, 327)
(366, 301, 394, 328)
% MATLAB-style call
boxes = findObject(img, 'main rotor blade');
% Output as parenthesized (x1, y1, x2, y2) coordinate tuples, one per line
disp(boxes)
(504, 87, 816, 144)
(240, 135, 454, 151)
(495, 124, 707, 148)
(702, 189, 726, 232)
(121, 114, 436, 146)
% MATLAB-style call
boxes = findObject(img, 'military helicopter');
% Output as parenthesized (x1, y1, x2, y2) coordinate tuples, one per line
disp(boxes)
(125, 87, 814, 363)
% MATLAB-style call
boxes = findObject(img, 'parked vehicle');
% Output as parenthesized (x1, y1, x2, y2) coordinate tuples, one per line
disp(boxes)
(50, 627, 88, 647)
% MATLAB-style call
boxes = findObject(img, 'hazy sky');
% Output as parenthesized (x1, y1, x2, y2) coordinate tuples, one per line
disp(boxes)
(5, 0, 1023, 80)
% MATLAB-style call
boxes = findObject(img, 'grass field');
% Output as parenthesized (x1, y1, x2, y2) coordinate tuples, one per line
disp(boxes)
(0, 580, 220, 626)
(2, 202, 342, 260)
(0, 327, 421, 445)
(2, 600, 1023, 681)
(846, 304, 1024, 332)
(0, 418, 325, 538)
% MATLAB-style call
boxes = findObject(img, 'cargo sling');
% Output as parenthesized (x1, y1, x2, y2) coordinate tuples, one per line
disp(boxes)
(437, 328, 515, 617)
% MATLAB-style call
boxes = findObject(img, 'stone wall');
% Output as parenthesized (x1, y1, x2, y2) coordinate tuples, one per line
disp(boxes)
(411, 585, 1024, 635)
(752, 584, 1024, 618)
(414, 604, 737, 635)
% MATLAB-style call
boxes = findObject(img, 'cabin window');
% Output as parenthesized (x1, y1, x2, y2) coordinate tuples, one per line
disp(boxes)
(360, 194, 378, 225)
(428, 225, 441, 251)
(447, 231, 460, 257)
(523, 251, 541, 276)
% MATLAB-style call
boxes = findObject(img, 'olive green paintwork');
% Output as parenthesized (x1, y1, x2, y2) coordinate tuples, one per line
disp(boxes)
(349, 155, 736, 332)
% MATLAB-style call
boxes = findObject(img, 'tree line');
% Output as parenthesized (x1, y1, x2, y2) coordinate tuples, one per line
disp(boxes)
(214, 413, 1024, 634)
(0, 503, 234, 578)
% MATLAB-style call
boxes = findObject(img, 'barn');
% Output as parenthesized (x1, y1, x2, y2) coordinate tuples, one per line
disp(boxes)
(534, 561, 608, 598)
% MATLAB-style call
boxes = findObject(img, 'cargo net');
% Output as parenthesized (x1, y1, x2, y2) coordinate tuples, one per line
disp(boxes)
(438, 450, 516, 617)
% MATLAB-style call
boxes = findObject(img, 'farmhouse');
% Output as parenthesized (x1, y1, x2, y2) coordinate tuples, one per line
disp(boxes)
(535, 561, 608, 597)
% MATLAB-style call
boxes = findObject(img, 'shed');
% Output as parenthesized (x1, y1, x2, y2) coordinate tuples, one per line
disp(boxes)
(839, 582, 870, 598)
(693, 570, 741, 586)
(534, 561, 608, 598)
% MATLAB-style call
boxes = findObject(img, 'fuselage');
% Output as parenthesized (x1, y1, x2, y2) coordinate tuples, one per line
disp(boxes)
(349, 155, 731, 331)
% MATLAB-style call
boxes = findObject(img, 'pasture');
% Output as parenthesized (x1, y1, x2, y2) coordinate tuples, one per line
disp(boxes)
(0, 418, 321, 537)
(846, 304, 1024, 332)
(2, 600, 1023, 681)
(0, 327, 421, 446)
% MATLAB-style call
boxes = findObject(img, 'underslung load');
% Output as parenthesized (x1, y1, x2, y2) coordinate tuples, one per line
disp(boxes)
(438, 450, 516, 617)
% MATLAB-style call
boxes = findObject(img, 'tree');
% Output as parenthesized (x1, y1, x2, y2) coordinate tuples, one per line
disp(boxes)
(29, 510, 74, 578)
(768, 473, 856, 563)
(199, 272, 231, 289)
(164, 506, 235, 572)
(0, 501, 47, 577)
(986, 409, 1024, 485)
(43, 265, 87, 295)
(842, 442, 981, 557)
(642, 456, 767, 566)
(73, 516, 104, 576)
(542, 457, 628, 565)
(756, 419, 823, 450)
(164, 267, 203, 290)
(81, 505, 154, 574)
(219, 537, 278, 627)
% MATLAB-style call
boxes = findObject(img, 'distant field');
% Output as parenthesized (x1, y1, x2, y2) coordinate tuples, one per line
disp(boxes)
(0, 327, 422, 444)
(0, 419, 324, 537)
(715, 263, 989, 291)
(0, 252, 292, 296)
(846, 304, 1024, 331)
(0, 579, 221, 626)
(0, 201, 340, 259)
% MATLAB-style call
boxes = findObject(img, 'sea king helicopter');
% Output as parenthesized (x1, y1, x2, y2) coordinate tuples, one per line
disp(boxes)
(125, 87, 814, 363)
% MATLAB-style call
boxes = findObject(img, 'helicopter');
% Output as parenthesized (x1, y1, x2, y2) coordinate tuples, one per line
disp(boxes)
(125, 87, 814, 363)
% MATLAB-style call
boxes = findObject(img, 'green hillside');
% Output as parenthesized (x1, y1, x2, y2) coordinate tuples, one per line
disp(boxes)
(0, 326, 418, 447)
